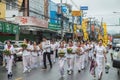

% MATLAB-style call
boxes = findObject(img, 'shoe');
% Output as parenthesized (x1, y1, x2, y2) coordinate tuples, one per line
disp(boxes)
(78, 70, 81, 73)
(28, 69, 31, 72)
(10, 72, 13, 78)
(23, 70, 27, 73)
(8, 74, 10, 79)
(68, 70, 72, 75)
(61, 75, 65, 78)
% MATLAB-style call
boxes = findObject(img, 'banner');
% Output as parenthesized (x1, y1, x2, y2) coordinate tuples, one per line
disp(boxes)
(0, 3, 6, 19)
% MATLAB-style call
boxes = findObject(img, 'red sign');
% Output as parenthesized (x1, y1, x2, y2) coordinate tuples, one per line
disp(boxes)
(15, 16, 48, 28)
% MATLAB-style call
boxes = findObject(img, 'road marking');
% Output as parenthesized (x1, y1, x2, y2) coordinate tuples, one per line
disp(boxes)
(15, 77, 23, 80)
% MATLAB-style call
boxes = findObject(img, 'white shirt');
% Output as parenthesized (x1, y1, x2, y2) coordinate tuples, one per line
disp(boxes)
(4, 44, 15, 54)
(22, 44, 31, 56)
(42, 40, 51, 53)
(51, 43, 56, 51)
(95, 45, 106, 57)
(31, 45, 39, 56)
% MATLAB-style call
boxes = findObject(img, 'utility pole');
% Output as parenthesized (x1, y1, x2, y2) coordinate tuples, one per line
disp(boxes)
(60, 0, 64, 40)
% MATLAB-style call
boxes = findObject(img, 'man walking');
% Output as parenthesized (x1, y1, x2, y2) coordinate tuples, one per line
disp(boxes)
(42, 37, 52, 69)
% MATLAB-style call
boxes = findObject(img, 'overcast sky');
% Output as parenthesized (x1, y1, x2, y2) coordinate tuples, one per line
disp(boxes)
(51, 0, 120, 34)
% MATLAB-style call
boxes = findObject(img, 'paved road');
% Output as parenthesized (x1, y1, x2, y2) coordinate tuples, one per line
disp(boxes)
(0, 54, 120, 80)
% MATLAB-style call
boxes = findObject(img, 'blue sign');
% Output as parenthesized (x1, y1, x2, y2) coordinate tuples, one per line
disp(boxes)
(62, 6, 67, 13)
(80, 6, 88, 10)
(50, 11, 57, 24)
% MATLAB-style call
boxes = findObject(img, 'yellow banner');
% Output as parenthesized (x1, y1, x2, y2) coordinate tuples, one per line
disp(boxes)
(72, 11, 81, 16)
(0, 2, 6, 19)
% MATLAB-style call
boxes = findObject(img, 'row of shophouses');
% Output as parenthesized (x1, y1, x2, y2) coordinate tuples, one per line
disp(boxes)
(0, 0, 109, 45)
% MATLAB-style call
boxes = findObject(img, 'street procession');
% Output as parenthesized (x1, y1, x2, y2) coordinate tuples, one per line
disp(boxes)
(0, 0, 120, 80)
(2, 38, 110, 80)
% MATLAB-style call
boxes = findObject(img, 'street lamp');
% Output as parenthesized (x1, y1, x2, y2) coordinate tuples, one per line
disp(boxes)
(113, 11, 120, 26)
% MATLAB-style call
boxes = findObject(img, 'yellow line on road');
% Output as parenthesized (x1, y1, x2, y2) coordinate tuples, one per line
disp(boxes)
(15, 77, 23, 80)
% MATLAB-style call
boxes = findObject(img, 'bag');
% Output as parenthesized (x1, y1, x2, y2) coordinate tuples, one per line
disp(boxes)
(113, 59, 120, 68)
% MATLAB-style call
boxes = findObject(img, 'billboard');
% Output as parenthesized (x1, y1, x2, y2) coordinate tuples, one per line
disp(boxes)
(15, 16, 48, 28)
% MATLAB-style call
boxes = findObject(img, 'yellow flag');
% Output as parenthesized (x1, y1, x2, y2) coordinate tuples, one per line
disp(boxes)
(0, 2, 6, 19)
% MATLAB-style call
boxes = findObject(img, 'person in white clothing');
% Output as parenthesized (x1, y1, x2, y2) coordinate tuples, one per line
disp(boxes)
(31, 41, 39, 68)
(94, 39, 107, 80)
(80, 41, 85, 70)
(58, 41, 67, 77)
(50, 40, 56, 63)
(21, 39, 32, 73)
(4, 40, 15, 79)
(66, 40, 77, 74)
(38, 42, 43, 66)
(75, 41, 83, 73)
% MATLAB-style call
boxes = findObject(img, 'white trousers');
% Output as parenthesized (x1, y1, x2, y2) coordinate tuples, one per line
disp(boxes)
(6, 56, 13, 74)
(76, 55, 82, 70)
(96, 56, 104, 78)
(51, 51, 56, 62)
(59, 58, 65, 76)
(81, 54, 85, 69)
(38, 52, 43, 66)
(67, 54, 75, 71)
(31, 56, 38, 68)
(22, 55, 31, 71)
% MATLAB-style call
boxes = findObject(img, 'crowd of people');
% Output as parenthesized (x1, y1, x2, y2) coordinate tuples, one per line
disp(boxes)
(3, 37, 108, 80)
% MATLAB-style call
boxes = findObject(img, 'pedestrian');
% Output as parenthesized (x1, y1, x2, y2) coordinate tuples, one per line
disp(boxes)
(38, 42, 43, 66)
(75, 41, 82, 73)
(58, 41, 67, 77)
(66, 40, 76, 75)
(50, 40, 56, 63)
(94, 39, 107, 80)
(42, 37, 52, 69)
(4, 40, 15, 79)
(21, 39, 32, 73)
(31, 41, 39, 68)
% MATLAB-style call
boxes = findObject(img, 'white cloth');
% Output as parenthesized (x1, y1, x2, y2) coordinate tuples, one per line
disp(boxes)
(42, 40, 51, 53)
(95, 45, 106, 78)
(58, 57, 66, 76)
(31, 46, 39, 68)
(22, 44, 31, 56)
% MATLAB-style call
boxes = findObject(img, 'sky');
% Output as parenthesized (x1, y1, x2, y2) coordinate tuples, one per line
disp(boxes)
(51, 0, 120, 34)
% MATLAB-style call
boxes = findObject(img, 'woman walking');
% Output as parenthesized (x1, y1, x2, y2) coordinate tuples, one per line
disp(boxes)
(95, 40, 107, 80)
(58, 41, 67, 77)
(4, 40, 15, 79)
(31, 41, 39, 68)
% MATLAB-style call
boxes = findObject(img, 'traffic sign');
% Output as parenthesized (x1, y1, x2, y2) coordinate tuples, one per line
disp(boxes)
(80, 6, 88, 10)
(72, 11, 81, 16)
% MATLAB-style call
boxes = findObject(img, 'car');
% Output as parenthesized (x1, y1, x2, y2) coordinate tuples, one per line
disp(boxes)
(0, 42, 4, 65)
(4, 40, 23, 47)
(112, 38, 120, 49)
(112, 37, 120, 75)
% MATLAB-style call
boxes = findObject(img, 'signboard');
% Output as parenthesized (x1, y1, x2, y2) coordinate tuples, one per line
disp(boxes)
(62, 6, 67, 13)
(15, 16, 48, 28)
(0, 21, 3, 32)
(0, 21, 19, 34)
(48, 23, 61, 30)
(72, 11, 81, 16)
(50, 11, 57, 24)
(80, 6, 88, 10)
